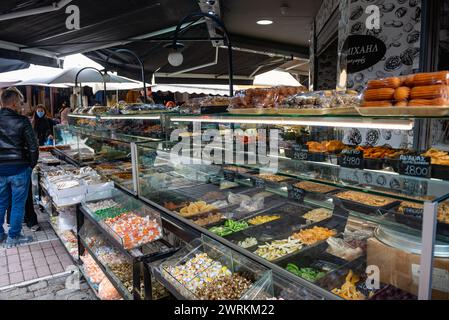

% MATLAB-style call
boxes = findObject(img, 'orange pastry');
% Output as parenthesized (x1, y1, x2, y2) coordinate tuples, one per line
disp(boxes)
(394, 87, 411, 101)
(395, 101, 408, 107)
(361, 100, 393, 107)
(412, 71, 449, 86)
(408, 98, 449, 106)
(364, 88, 395, 101)
(367, 77, 401, 89)
(410, 85, 449, 100)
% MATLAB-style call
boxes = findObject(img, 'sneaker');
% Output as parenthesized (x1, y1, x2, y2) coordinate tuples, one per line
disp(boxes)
(4, 234, 33, 248)
(0, 234, 5, 243)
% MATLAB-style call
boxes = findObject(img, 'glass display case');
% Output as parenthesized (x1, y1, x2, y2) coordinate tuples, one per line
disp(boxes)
(56, 110, 449, 300)
(134, 113, 449, 300)
(54, 124, 160, 195)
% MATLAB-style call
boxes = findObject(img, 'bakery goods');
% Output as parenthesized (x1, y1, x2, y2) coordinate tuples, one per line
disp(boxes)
(367, 77, 401, 89)
(364, 88, 395, 101)
(336, 191, 396, 207)
(361, 100, 393, 107)
(411, 85, 449, 100)
(294, 181, 339, 193)
(412, 71, 449, 86)
(394, 87, 411, 101)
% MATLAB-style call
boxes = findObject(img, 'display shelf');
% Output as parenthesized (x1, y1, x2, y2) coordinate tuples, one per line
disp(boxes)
(78, 236, 134, 300)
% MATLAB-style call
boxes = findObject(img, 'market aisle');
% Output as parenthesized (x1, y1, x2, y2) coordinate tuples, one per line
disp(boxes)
(0, 274, 96, 300)
(0, 208, 79, 290)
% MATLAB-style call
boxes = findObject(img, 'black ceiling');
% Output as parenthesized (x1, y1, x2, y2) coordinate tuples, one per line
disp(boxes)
(0, 0, 319, 83)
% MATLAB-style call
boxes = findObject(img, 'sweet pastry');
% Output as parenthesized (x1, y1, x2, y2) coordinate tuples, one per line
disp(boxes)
(408, 98, 449, 106)
(294, 181, 339, 193)
(364, 88, 395, 101)
(179, 201, 217, 217)
(367, 77, 401, 89)
(361, 100, 393, 107)
(336, 190, 396, 207)
(412, 71, 449, 86)
(410, 85, 449, 100)
(395, 101, 409, 107)
(394, 87, 411, 101)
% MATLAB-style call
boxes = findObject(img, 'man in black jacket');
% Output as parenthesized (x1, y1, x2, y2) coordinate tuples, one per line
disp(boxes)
(0, 87, 39, 247)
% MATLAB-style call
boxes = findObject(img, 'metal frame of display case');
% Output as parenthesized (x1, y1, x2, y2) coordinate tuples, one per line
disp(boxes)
(76, 204, 180, 300)
(58, 112, 449, 300)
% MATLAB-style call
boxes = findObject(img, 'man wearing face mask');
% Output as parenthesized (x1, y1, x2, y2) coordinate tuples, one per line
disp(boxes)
(32, 105, 54, 146)
(0, 87, 39, 247)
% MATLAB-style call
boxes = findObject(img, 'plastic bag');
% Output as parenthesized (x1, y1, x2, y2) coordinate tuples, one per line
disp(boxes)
(325, 237, 363, 261)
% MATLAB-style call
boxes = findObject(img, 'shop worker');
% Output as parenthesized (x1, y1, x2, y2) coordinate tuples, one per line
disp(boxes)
(32, 104, 54, 146)
(0, 87, 38, 247)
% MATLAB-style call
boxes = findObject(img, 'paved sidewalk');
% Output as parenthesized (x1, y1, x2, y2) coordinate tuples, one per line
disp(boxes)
(0, 274, 96, 300)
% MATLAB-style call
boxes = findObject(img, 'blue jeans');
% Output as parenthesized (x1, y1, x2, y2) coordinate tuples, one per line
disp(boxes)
(0, 168, 32, 238)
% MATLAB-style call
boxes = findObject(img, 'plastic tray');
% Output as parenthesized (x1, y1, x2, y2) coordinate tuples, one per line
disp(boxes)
(364, 158, 385, 170)
(334, 194, 400, 216)
(228, 108, 277, 115)
(277, 107, 357, 115)
(356, 105, 449, 117)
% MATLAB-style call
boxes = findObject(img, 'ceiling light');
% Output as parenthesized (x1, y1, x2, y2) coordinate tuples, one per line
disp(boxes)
(257, 19, 273, 25)
(168, 51, 184, 67)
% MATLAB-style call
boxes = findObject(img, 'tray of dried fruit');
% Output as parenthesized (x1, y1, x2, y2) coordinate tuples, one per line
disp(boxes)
(392, 201, 449, 237)
(247, 213, 347, 265)
(152, 236, 272, 300)
(222, 165, 258, 182)
(333, 190, 401, 216)
(82, 192, 163, 251)
(248, 172, 296, 189)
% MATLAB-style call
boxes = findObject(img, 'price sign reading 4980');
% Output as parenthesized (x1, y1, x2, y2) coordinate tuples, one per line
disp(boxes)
(399, 155, 431, 178)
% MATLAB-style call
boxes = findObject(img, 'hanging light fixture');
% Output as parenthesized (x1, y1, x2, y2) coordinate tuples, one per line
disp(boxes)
(166, 42, 185, 67)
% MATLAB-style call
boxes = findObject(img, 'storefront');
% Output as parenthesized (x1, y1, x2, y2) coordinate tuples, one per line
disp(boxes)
(1, 0, 449, 303)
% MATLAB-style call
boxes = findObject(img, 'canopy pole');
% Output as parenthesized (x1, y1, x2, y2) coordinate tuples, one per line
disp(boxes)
(105, 49, 147, 103)
(171, 12, 234, 96)
(74, 67, 107, 106)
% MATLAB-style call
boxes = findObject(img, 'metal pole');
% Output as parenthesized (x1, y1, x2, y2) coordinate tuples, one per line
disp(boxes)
(172, 12, 234, 96)
(105, 49, 147, 103)
(74, 67, 107, 106)
(418, 201, 438, 300)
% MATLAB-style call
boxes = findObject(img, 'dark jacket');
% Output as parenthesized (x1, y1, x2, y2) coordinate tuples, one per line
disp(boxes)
(0, 108, 39, 168)
(34, 116, 54, 146)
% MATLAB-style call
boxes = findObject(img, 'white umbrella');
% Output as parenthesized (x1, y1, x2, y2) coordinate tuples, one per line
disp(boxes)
(20, 67, 139, 85)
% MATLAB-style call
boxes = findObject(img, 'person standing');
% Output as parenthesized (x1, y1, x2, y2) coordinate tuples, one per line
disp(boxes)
(32, 104, 54, 146)
(0, 87, 39, 247)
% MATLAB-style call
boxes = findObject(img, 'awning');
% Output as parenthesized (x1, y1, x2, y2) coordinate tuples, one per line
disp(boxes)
(0, 0, 309, 84)
(0, 57, 29, 73)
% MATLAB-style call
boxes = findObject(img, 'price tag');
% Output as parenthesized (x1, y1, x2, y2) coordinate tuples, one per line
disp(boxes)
(288, 186, 305, 203)
(399, 155, 431, 178)
(339, 149, 364, 169)
(293, 149, 309, 161)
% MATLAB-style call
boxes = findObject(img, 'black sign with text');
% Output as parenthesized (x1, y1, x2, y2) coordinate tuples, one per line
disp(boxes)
(343, 35, 387, 73)
(339, 149, 364, 169)
(288, 186, 305, 203)
(398, 155, 431, 178)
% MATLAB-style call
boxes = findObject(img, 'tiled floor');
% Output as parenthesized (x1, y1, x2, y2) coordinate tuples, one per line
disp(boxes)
(0, 208, 75, 289)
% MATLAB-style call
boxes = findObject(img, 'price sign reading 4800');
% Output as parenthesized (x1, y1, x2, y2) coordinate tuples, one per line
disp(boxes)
(399, 155, 431, 178)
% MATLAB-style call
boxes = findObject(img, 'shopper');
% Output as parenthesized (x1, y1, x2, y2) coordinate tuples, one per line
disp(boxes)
(0, 87, 39, 247)
(59, 101, 71, 125)
(32, 104, 55, 146)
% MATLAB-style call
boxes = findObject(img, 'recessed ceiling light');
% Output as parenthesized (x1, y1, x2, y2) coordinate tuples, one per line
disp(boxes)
(257, 19, 273, 25)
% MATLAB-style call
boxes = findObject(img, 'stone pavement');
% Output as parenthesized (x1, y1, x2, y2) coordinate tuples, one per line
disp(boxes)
(0, 274, 96, 300)
(0, 207, 96, 300)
